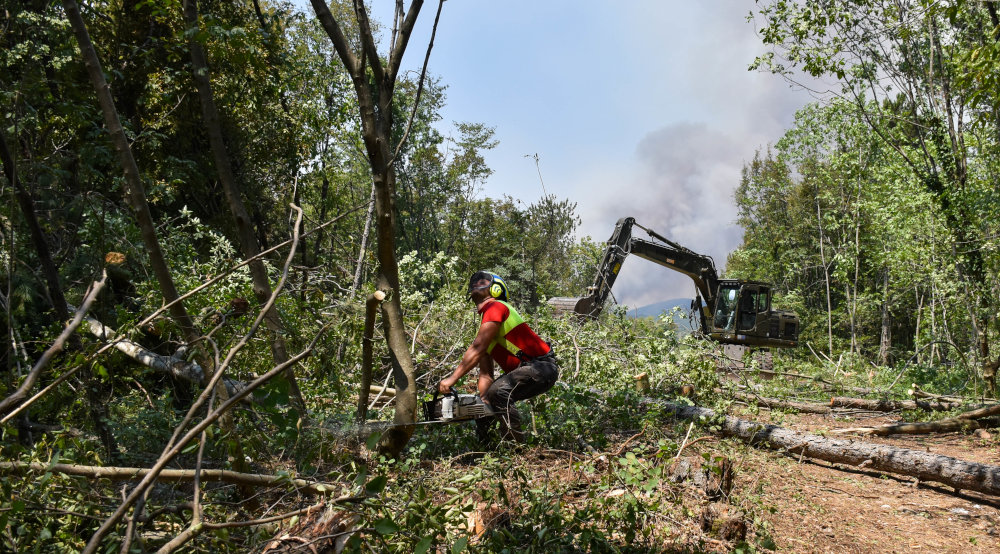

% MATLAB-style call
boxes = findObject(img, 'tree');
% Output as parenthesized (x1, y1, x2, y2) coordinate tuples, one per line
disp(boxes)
(310, 0, 442, 453)
(753, 0, 1000, 393)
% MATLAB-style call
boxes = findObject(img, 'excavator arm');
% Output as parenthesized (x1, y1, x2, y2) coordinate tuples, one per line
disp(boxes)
(548, 217, 720, 332)
(627, 237, 718, 333)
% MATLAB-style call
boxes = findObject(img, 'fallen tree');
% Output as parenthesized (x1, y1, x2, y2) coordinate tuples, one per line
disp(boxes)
(830, 417, 1000, 437)
(81, 314, 251, 400)
(828, 397, 970, 412)
(662, 402, 1000, 497)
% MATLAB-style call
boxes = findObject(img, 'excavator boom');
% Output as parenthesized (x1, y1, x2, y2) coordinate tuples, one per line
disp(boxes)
(549, 217, 798, 348)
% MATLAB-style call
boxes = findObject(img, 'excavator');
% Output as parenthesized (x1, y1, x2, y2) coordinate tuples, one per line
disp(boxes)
(549, 217, 799, 348)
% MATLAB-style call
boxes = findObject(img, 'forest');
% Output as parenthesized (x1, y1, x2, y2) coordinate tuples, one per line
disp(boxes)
(2, 0, 1000, 552)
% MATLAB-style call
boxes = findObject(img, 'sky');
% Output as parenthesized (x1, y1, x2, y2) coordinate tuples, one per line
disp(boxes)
(301, 1, 815, 308)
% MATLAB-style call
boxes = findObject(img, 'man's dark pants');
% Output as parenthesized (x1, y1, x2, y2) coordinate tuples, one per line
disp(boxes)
(477, 354, 558, 443)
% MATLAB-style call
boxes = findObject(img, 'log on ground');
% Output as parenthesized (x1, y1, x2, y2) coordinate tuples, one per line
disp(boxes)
(661, 403, 1000, 497)
(831, 417, 1000, 437)
(829, 397, 968, 412)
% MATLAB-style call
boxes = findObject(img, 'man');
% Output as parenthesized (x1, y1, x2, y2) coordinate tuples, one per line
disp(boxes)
(438, 271, 559, 442)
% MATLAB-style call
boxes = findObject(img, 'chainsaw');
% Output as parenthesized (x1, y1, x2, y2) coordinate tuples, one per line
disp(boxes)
(421, 387, 494, 423)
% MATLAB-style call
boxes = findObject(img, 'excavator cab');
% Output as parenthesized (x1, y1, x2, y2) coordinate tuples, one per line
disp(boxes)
(709, 280, 797, 348)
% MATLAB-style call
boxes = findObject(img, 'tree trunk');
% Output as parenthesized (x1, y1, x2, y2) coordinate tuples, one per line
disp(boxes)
(879, 269, 891, 365)
(831, 417, 1000, 437)
(815, 194, 833, 357)
(663, 402, 1000, 496)
(310, 0, 429, 455)
(1, 130, 119, 459)
(732, 392, 832, 414)
(0, 131, 67, 317)
(829, 396, 971, 412)
(63, 0, 201, 353)
(182, 0, 306, 416)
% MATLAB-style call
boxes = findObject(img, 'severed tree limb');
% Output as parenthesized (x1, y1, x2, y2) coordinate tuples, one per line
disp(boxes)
(78, 314, 252, 401)
(82, 316, 204, 383)
(0, 462, 355, 497)
(0, 209, 365, 426)
(659, 402, 1000, 497)
(830, 417, 1000, 437)
(83, 328, 327, 553)
(829, 396, 972, 412)
(82, 206, 311, 554)
(828, 399, 1000, 437)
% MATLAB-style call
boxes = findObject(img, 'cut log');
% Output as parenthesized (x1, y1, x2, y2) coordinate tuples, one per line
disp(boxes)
(831, 417, 1000, 437)
(660, 402, 1000, 497)
(829, 397, 967, 412)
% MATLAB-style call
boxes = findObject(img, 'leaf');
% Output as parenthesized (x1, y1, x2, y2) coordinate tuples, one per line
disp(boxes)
(414, 536, 433, 554)
(372, 517, 398, 535)
(452, 537, 468, 553)
(365, 432, 381, 451)
(364, 475, 387, 495)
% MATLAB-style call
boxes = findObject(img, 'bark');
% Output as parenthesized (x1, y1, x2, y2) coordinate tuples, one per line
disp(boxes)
(80, 314, 255, 399)
(0, 462, 350, 496)
(662, 402, 1000, 496)
(182, 0, 306, 416)
(357, 289, 386, 423)
(310, 0, 431, 455)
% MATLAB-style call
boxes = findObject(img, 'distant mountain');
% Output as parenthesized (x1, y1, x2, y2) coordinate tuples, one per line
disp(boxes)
(626, 298, 700, 331)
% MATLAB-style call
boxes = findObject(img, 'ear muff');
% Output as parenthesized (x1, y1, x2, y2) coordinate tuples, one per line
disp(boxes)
(488, 274, 508, 300)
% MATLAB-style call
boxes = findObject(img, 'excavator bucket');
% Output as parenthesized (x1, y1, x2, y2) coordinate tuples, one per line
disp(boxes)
(548, 296, 597, 317)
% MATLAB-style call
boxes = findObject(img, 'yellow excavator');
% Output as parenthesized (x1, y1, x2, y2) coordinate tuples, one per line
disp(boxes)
(549, 217, 798, 348)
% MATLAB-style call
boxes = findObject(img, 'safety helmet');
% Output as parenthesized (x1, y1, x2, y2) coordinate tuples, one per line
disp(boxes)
(467, 271, 508, 301)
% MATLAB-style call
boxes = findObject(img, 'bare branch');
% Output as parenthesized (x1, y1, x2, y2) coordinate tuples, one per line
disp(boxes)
(0, 462, 355, 497)
(391, 0, 445, 164)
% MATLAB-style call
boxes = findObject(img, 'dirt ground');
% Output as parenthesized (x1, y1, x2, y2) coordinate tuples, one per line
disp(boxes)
(731, 410, 1000, 553)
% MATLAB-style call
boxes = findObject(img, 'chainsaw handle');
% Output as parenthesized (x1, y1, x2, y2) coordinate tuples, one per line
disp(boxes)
(430, 385, 457, 402)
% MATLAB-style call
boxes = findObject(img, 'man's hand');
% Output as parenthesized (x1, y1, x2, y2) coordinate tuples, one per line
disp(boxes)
(438, 375, 457, 394)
